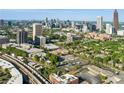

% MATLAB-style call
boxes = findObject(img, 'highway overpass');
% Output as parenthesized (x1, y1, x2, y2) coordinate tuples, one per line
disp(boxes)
(0, 54, 50, 84)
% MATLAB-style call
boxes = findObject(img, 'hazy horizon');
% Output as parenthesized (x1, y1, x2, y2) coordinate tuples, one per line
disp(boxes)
(0, 9, 124, 22)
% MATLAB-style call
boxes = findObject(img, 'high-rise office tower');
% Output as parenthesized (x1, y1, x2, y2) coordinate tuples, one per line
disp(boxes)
(0, 19, 4, 27)
(17, 30, 28, 44)
(45, 17, 49, 27)
(92, 24, 96, 32)
(113, 9, 119, 32)
(71, 21, 75, 28)
(33, 23, 42, 41)
(106, 24, 114, 34)
(96, 16, 103, 31)
(8, 21, 12, 26)
(82, 24, 88, 33)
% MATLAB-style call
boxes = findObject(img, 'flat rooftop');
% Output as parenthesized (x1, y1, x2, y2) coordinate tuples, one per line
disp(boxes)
(44, 44, 59, 50)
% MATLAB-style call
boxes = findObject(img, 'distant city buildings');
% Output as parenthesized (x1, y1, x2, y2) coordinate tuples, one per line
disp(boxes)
(17, 30, 28, 44)
(82, 24, 89, 33)
(71, 21, 75, 28)
(33, 23, 43, 41)
(91, 24, 96, 32)
(8, 21, 12, 26)
(96, 16, 103, 31)
(0, 19, 4, 27)
(113, 9, 119, 32)
(45, 17, 49, 27)
(74, 24, 83, 32)
(0, 35, 9, 47)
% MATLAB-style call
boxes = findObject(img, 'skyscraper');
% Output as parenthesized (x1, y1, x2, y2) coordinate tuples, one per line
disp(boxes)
(96, 16, 103, 31)
(0, 19, 4, 27)
(82, 24, 88, 33)
(91, 24, 96, 32)
(71, 21, 75, 28)
(33, 23, 43, 41)
(17, 30, 28, 44)
(45, 17, 49, 27)
(113, 9, 119, 32)
(106, 24, 114, 34)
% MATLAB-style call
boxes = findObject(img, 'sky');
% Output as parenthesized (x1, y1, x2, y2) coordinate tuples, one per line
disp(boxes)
(0, 9, 123, 22)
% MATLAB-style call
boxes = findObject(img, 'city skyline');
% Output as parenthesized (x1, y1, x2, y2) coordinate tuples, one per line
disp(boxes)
(0, 9, 124, 22)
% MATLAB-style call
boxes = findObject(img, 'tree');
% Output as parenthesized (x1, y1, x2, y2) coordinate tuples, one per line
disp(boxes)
(40, 65, 57, 78)
(33, 55, 40, 62)
(59, 35, 66, 42)
(98, 74, 107, 83)
(46, 53, 58, 66)
(103, 56, 111, 66)
(94, 57, 103, 66)
(120, 55, 124, 62)
(101, 30, 106, 33)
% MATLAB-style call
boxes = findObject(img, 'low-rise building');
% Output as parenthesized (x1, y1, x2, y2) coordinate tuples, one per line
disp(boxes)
(67, 33, 73, 43)
(50, 48, 69, 55)
(20, 43, 32, 49)
(44, 44, 59, 50)
(49, 73, 79, 84)
(117, 30, 124, 36)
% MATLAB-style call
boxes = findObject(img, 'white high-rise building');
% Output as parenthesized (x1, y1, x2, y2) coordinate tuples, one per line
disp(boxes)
(71, 21, 75, 28)
(96, 16, 103, 31)
(106, 24, 113, 34)
(39, 36, 46, 47)
(33, 23, 42, 41)
(82, 24, 88, 33)
(67, 33, 73, 43)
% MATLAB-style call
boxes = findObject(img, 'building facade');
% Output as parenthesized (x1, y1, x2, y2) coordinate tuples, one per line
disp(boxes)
(39, 36, 46, 47)
(106, 24, 114, 34)
(117, 30, 124, 36)
(17, 30, 28, 44)
(0, 19, 4, 27)
(0, 36, 9, 47)
(113, 9, 119, 32)
(33, 23, 43, 41)
(82, 24, 88, 33)
(96, 16, 103, 31)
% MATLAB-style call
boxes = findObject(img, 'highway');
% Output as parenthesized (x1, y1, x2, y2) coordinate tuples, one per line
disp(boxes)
(0, 54, 50, 84)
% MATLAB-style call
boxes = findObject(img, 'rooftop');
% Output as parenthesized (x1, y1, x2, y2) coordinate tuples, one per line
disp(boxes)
(50, 73, 78, 84)
(44, 44, 59, 50)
